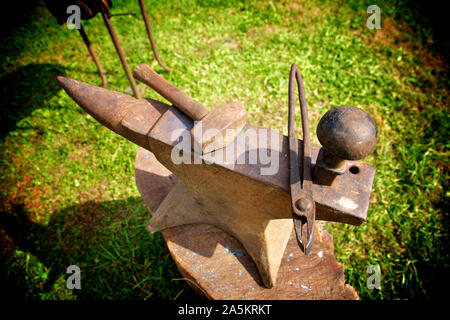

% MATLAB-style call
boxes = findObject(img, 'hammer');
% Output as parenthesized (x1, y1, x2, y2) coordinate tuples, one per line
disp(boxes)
(133, 63, 247, 154)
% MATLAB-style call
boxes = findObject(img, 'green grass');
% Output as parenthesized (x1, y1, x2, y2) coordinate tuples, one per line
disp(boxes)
(1, 0, 448, 299)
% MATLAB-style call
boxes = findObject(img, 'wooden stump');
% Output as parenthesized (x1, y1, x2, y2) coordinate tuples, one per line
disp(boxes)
(135, 148, 358, 300)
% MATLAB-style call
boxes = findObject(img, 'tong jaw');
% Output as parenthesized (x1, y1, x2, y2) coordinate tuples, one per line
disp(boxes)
(288, 64, 316, 255)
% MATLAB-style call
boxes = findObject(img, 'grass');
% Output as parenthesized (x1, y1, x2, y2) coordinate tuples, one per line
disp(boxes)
(0, 0, 448, 299)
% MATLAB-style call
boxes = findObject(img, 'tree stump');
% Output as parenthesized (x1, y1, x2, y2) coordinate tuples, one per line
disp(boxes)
(135, 148, 358, 300)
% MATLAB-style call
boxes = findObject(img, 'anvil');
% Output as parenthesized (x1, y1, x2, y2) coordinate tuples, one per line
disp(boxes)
(58, 77, 375, 288)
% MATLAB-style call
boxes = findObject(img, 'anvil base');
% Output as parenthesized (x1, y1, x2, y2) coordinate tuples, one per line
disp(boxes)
(135, 148, 358, 300)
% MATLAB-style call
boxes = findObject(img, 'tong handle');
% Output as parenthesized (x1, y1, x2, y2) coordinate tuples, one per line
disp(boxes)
(288, 64, 316, 254)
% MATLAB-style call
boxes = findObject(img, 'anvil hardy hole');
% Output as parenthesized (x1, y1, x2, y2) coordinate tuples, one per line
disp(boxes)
(349, 166, 360, 174)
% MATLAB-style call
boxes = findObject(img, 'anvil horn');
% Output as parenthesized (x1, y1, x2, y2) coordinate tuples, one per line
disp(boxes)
(57, 76, 168, 149)
(58, 77, 375, 288)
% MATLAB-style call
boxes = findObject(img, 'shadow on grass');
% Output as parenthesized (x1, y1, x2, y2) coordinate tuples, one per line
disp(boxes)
(0, 0, 41, 40)
(0, 198, 196, 300)
(0, 63, 66, 140)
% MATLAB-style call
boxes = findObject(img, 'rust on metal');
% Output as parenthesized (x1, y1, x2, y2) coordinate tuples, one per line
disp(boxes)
(110, 12, 136, 17)
(193, 102, 248, 154)
(58, 75, 377, 288)
(133, 64, 248, 154)
(101, 11, 141, 99)
(138, 0, 172, 72)
(316, 105, 378, 175)
(288, 64, 315, 254)
(78, 25, 107, 88)
(45, 0, 175, 98)
(133, 63, 209, 120)
(56, 76, 163, 148)
(57, 76, 375, 226)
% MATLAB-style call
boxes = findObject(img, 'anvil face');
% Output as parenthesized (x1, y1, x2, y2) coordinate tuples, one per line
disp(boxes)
(58, 77, 375, 288)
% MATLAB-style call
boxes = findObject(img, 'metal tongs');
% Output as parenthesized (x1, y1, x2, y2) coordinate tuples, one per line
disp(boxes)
(288, 64, 316, 254)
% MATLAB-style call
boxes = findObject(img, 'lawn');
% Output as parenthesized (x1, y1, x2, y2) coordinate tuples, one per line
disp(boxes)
(0, 0, 448, 300)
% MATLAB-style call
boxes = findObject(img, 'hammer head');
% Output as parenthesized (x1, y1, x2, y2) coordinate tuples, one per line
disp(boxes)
(190, 102, 248, 154)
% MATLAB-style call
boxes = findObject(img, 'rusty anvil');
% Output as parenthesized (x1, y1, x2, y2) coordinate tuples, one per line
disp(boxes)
(57, 73, 376, 289)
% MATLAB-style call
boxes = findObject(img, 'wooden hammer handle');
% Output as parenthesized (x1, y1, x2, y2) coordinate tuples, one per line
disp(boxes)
(133, 63, 209, 120)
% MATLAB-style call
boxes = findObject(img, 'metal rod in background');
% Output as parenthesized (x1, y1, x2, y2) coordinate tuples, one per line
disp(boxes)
(101, 12, 141, 99)
(110, 12, 136, 17)
(138, 0, 172, 72)
(78, 24, 107, 88)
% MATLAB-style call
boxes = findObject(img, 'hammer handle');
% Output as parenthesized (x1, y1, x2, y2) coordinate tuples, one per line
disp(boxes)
(133, 63, 209, 120)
